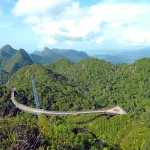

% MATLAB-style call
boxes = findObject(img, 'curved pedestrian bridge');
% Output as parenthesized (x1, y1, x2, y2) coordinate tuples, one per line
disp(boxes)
(11, 91, 127, 116)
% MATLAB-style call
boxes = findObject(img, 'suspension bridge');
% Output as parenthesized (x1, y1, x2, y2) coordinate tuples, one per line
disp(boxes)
(10, 76, 127, 116)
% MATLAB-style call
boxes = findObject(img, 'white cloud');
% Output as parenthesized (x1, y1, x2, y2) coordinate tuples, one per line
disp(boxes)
(12, 0, 150, 47)
(24, 16, 39, 24)
(42, 36, 56, 44)
(13, 0, 72, 16)
(119, 29, 150, 46)
(106, 21, 125, 28)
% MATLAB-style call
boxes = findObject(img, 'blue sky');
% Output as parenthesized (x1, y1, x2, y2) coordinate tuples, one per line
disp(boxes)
(0, 0, 150, 54)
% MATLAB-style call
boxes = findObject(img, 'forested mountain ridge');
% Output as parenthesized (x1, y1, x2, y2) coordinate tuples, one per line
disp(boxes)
(3, 49, 34, 73)
(32, 47, 90, 63)
(32, 47, 66, 64)
(0, 57, 150, 149)
(0, 56, 7, 70)
(0, 44, 90, 71)
(0, 47, 34, 84)
(0, 45, 89, 85)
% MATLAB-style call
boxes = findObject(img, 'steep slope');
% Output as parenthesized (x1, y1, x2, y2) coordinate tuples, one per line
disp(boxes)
(0, 44, 17, 58)
(0, 56, 7, 70)
(0, 70, 10, 84)
(3, 49, 34, 73)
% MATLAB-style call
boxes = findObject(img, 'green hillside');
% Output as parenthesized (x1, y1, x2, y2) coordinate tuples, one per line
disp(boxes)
(46, 58, 74, 74)
(0, 58, 150, 149)
(0, 45, 17, 71)
(0, 56, 7, 70)
(3, 49, 34, 73)
(0, 70, 10, 84)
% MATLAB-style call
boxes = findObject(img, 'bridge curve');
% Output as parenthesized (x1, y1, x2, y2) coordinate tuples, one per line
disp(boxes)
(10, 91, 127, 116)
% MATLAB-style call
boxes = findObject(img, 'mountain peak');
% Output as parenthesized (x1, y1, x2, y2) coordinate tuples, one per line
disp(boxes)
(18, 48, 26, 53)
(44, 47, 50, 51)
(3, 48, 34, 73)
(1, 44, 12, 49)
(0, 44, 17, 58)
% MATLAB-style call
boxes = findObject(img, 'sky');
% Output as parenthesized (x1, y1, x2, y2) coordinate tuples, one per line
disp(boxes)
(0, 0, 150, 54)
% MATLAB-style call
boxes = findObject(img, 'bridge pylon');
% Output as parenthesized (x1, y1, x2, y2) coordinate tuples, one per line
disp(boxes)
(31, 75, 40, 109)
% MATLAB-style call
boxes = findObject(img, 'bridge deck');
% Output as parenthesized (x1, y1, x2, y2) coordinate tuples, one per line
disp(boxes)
(10, 91, 127, 116)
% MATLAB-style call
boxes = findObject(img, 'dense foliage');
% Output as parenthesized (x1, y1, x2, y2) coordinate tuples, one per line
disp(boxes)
(0, 58, 150, 149)
(0, 70, 10, 84)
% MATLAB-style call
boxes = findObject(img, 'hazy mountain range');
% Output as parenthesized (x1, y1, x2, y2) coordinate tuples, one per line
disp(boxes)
(0, 44, 150, 75)
(31, 47, 89, 64)
(94, 48, 150, 65)
(0, 44, 89, 74)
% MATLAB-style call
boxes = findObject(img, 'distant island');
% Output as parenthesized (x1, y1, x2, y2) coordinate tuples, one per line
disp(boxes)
(94, 48, 150, 65)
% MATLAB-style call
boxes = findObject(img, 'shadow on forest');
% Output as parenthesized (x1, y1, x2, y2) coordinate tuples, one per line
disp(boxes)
(14, 91, 28, 105)
(75, 114, 114, 125)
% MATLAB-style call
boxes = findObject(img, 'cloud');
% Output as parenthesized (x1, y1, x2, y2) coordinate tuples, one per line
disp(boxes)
(12, 0, 72, 16)
(12, 0, 150, 47)
(42, 36, 56, 44)
(119, 29, 150, 46)
(24, 16, 39, 24)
